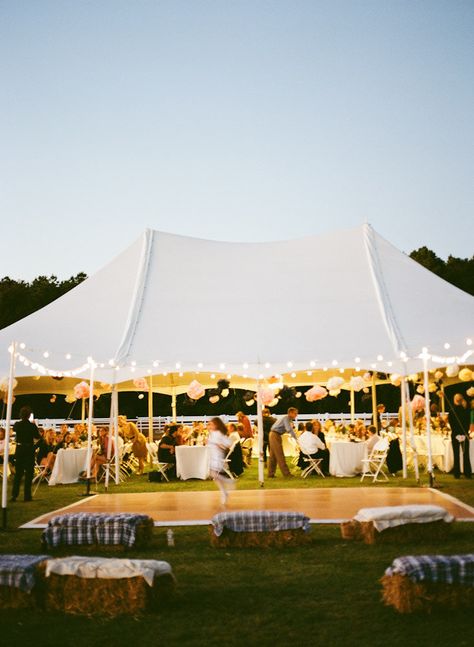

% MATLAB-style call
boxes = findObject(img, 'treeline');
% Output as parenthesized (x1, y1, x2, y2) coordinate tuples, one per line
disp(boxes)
(409, 247, 474, 296)
(0, 274, 87, 330)
(0, 247, 472, 330)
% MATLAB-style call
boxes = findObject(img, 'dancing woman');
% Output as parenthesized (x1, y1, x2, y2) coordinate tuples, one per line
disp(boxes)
(207, 417, 235, 506)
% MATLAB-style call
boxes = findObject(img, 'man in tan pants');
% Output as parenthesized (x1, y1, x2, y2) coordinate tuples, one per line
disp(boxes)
(268, 407, 298, 477)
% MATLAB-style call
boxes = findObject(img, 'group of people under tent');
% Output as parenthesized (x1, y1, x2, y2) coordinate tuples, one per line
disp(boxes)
(2, 389, 473, 503)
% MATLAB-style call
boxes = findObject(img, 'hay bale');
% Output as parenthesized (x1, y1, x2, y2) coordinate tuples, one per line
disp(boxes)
(42, 513, 155, 551)
(44, 559, 175, 617)
(381, 574, 474, 613)
(208, 525, 309, 548)
(341, 519, 452, 545)
(0, 560, 47, 610)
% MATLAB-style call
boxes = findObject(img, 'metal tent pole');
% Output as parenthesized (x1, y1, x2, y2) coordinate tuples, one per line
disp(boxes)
(400, 377, 408, 479)
(256, 380, 264, 487)
(1, 342, 17, 529)
(422, 351, 435, 487)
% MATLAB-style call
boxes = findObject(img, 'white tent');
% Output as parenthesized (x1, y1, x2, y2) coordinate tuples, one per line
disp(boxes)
(0, 223, 472, 379)
(1, 224, 473, 517)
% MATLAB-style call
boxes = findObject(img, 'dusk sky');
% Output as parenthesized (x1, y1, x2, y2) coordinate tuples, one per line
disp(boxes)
(1, 1, 473, 279)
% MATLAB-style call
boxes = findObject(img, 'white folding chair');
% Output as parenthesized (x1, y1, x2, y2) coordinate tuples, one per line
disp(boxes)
(240, 437, 253, 466)
(360, 438, 389, 483)
(147, 441, 170, 482)
(298, 449, 325, 479)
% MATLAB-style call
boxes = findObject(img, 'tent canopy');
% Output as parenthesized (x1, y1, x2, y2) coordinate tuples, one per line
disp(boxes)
(0, 224, 473, 383)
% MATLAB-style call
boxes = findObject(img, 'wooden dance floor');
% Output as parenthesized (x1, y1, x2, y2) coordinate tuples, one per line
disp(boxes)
(23, 487, 474, 528)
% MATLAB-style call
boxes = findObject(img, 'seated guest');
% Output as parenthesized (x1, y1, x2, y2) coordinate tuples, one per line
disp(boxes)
(297, 420, 330, 475)
(0, 427, 15, 467)
(366, 425, 381, 453)
(158, 425, 178, 478)
(36, 429, 57, 471)
(297, 422, 306, 436)
(227, 423, 241, 444)
(62, 431, 75, 448)
(90, 427, 114, 478)
(236, 411, 253, 439)
(175, 424, 189, 446)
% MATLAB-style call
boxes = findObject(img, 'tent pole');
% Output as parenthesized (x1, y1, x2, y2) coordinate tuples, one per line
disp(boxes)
(350, 387, 355, 423)
(371, 374, 378, 431)
(148, 374, 154, 443)
(113, 387, 120, 484)
(440, 384, 445, 414)
(400, 377, 407, 479)
(2, 342, 17, 530)
(105, 385, 115, 491)
(85, 361, 95, 479)
(256, 380, 264, 487)
(406, 380, 420, 482)
(422, 353, 434, 487)
(171, 387, 177, 421)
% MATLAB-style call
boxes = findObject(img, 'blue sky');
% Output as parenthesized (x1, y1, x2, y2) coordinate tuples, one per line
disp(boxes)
(1, 0, 473, 279)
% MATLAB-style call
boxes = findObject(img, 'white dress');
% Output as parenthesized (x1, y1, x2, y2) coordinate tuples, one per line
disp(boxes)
(208, 431, 232, 474)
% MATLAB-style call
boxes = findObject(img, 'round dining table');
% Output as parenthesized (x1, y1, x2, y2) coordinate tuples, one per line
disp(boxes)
(49, 447, 89, 485)
(329, 440, 367, 477)
(175, 445, 210, 480)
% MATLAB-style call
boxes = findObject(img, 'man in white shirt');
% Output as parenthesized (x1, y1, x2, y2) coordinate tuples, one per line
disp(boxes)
(298, 428, 325, 455)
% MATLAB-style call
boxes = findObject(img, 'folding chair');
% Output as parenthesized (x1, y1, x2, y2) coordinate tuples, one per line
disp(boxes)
(298, 449, 325, 478)
(222, 439, 240, 480)
(240, 438, 253, 466)
(360, 437, 389, 483)
(146, 441, 170, 482)
(32, 462, 50, 494)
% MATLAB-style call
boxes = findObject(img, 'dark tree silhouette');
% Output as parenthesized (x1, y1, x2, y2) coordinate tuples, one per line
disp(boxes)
(409, 247, 474, 296)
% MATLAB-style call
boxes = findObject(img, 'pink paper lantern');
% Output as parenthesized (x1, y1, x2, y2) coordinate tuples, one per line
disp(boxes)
(258, 387, 275, 405)
(133, 377, 149, 391)
(411, 394, 425, 411)
(187, 380, 205, 400)
(74, 381, 90, 400)
(305, 385, 328, 402)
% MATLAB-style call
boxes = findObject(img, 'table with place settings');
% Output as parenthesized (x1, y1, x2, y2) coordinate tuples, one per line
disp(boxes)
(328, 440, 367, 477)
(175, 446, 210, 480)
(49, 447, 89, 485)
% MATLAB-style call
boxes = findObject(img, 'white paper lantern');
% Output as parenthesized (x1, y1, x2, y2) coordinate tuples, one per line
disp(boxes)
(446, 364, 459, 378)
(327, 376, 344, 391)
(349, 376, 365, 392)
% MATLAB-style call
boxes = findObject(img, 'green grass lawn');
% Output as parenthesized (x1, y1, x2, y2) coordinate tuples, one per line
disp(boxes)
(1, 465, 474, 647)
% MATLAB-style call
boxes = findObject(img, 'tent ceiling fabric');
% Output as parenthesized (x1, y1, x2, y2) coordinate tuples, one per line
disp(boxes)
(0, 224, 473, 382)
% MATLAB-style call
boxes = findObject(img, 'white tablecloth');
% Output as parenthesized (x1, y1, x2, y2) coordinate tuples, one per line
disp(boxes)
(329, 441, 367, 477)
(175, 446, 210, 480)
(49, 448, 89, 485)
(412, 436, 452, 472)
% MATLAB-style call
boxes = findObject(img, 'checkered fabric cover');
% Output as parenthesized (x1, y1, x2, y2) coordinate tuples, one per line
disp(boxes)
(385, 555, 474, 586)
(211, 510, 310, 537)
(42, 513, 152, 549)
(0, 554, 49, 592)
